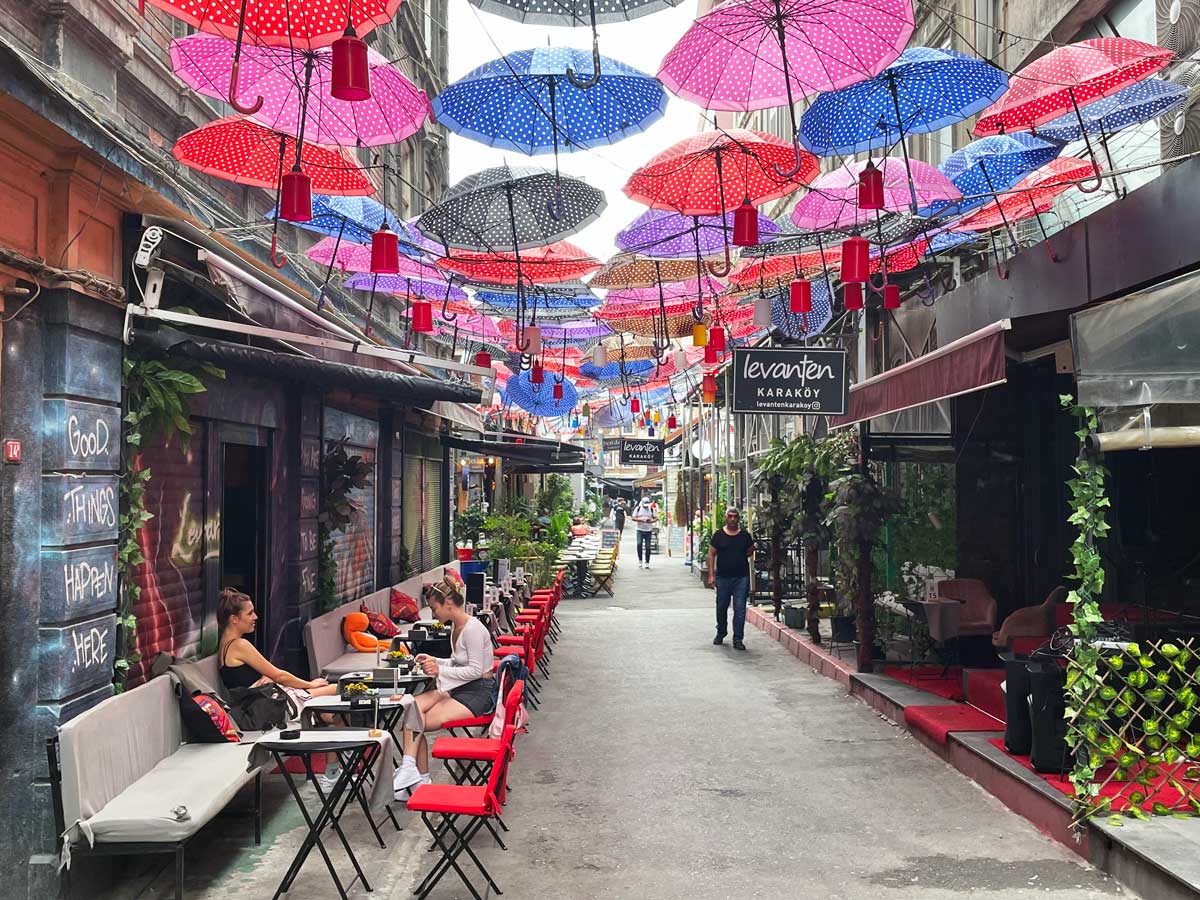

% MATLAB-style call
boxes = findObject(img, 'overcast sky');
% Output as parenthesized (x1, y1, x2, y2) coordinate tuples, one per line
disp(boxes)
(445, 0, 704, 260)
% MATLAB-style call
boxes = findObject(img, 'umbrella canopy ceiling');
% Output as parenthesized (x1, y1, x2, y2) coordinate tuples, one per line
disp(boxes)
(657, 0, 915, 111)
(416, 164, 606, 252)
(470, 0, 683, 26)
(147, 0, 401, 48)
(173, 117, 372, 195)
(344, 273, 469, 301)
(624, 129, 818, 215)
(306, 237, 446, 277)
(603, 278, 725, 303)
(973, 37, 1173, 136)
(433, 47, 667, 155)
(953, 156, 1098, 232)
(170, 35, 432, 147)
(798, 46, 1008, 156)
(590, 254, 718, 289)
(265, 195, 421, 249)
(769, 278, 835, 338)
(436, 241, 601, 285)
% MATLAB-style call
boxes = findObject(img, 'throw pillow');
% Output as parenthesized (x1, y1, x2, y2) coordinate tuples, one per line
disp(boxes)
(390, 589, 419, 623)
(362, 604, 399, 638)
(179, 690, 240, 743)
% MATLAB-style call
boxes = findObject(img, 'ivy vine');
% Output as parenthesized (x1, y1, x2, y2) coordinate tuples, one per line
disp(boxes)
(1060, 394, 1112, 821)
(117, 356, 222, 690)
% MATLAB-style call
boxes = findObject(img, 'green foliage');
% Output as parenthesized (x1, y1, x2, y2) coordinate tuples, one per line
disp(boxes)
(887, 463, 958, 572)
(752, 431, 855, 548)
(498, 492, 535, 519)
(316, 439, 372, 612)
(117, 356, 223, 690)
(545, 510, 573, 551)
(453, 505, 488, 548)
(535, 473, 575, 517)
(825, 465, 904, 612)
(394, 539, 412, 581)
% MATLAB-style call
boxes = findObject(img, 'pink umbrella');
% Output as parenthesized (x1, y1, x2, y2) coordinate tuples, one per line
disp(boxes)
(604, 279, 725, 304)
(791, 158, 959, 231)
(306, 236, 443, 278)
(659, 0, 914, 169)
(171, 34, 431, 147)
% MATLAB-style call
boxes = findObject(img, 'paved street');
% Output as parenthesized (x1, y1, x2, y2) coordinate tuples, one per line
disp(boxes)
(98, 528, 1130, 900)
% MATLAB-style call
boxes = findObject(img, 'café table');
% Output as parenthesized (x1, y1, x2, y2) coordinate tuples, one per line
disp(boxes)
(253, 729, 393, 900)
(556, 546, 597, 598)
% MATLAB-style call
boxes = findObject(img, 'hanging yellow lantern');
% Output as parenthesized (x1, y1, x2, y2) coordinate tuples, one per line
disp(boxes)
(692, 323, 708, 347)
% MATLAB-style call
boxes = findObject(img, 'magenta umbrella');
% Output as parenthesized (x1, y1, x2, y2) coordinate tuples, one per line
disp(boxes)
(658, 0, 914, 170)
(170, 34, 432, 147)
(306, 236, 443, 278)
(603, 278, 725, 305)
(791, 158, 959, 231)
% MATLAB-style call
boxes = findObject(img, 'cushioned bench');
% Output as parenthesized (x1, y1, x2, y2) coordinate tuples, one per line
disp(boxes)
(48, 655, 264, 900)
(303, 562, 461, 679)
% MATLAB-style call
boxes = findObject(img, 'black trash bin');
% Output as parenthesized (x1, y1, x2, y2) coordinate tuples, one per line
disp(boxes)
(1027, 652, 1070, 774)
(1001, 653, 1033, 756)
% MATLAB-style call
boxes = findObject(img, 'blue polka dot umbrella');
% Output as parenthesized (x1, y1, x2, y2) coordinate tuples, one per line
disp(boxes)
(923, 133, 1063, 218)
(503, 369, 578, 417)
(579, 358, 656, 384)
(799, 48, 1008, 157)
(265, 194, 422, 251)
(1035, 77, 1187, 142)
(927, 230, 978, 254)
(475, 283, 597, 320)
(433, 48, 667, 163)
(769, 278, 834, 338)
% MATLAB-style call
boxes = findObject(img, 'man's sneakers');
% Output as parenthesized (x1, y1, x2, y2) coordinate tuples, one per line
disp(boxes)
(733, 640, 747, 651)
(713, 635, 725, 645)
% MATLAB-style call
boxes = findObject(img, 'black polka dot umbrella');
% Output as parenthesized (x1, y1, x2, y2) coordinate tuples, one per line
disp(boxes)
(417, 164, 605, 254)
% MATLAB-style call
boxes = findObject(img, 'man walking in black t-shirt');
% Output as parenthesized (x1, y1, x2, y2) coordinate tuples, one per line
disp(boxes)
(706, 508, 755, 650)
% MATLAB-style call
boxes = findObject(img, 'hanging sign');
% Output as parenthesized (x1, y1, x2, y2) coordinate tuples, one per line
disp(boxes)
(731, 347, 848, 416)
(619, 438, 664, 465)
(601, 437, 623, 452)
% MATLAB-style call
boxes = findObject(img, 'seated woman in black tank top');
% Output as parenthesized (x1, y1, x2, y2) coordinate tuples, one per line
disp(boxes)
(217, 588, 338, 697)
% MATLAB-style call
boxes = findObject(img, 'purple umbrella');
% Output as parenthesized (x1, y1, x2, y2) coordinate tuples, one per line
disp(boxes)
(171, 34, 432, 147)
(346, 273, 468, 302)
(615, 208, 780, 259)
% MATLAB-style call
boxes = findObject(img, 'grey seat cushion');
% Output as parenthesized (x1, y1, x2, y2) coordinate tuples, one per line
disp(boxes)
(85, 742, 260, 844)
(322, 651, 382, 678)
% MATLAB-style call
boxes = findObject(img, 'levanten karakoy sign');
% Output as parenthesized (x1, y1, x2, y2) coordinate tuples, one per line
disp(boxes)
(619, 438, 664, 465)
(731, 347, 849, 416)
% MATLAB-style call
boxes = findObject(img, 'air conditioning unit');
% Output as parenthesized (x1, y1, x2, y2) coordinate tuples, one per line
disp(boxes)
(1158, 0, 1200, 166)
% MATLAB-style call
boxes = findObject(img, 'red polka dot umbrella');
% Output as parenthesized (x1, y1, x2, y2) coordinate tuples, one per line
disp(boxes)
(974, 39, 1172, 136)
(435, 242, 600, 286)
(173, 117, 372, 195)
(625, 129, 818, 217)
(146, 0, 400, 49)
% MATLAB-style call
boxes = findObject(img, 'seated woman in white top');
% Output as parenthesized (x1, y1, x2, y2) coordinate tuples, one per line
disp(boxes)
(394, 581, 496, 793)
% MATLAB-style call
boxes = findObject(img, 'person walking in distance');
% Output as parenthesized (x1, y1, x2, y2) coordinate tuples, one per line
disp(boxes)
(613, 497, 627, 531)
(707, 508, 755, 650)
(632, 496, 656, 569)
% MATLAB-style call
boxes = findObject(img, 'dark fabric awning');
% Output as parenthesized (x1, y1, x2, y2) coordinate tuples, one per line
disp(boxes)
(832, 321, 1010, 429)
(131, 325, 482, 405)
(442, 434, 587, 467)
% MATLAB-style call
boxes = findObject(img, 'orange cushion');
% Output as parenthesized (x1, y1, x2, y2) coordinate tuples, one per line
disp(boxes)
(343, 611, 384, 652)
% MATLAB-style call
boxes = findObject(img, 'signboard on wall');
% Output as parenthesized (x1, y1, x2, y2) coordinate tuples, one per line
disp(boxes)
(601, 437, 623, 452)
(619, 438, 664, 465)
(731, 347, 848, 416)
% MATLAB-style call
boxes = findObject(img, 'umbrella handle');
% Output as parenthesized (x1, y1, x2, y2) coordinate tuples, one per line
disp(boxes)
(772, 134, 808, 181)
(229, 59, 264, 115)
(914, 271, 935, 301)
(706, 254, 732, 278)
(867, 272, 887, 293)
(269, 233, 287, 269)
(566, 22, 602, 89)
(1077, 157, 1104, 194)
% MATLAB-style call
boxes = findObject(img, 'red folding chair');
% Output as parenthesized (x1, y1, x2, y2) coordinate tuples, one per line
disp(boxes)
(407, 724, 516, 900)
(433, 680, 525, 788)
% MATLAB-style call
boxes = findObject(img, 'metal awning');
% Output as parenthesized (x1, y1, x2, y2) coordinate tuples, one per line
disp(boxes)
(832, 321, 1010, 429)
(442, 434, 587, 466)
(130, 324, 482, 405)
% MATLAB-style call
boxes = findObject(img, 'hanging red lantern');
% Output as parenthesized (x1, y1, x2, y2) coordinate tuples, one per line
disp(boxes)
(630, 396, 641, 414)
(703, 343, 718, 364)
(709, 325, 726, 352)
(330, 26, 371, 102)
(883, 283, 901, 310)
(858, 160, 885, 211)
(667, 414, 677, 430)
(370, 222, 400, 274)
(279, 167, 312, 222)
(473, 350, 492, 368)
(841, 235, 869, 284)
(789, 279, 812, 313)
(732, 197, 759, 247)
(703, 391, 716, 404)
(552, 381, 564, 400)
(702, 373, 717, 394)
(844, 282, 864, 311)
(531, 361, 544, 384)
(410, 298, 434, 332)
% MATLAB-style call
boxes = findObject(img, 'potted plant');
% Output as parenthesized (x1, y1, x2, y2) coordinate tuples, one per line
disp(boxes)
(696, 530, 712, 578)
(453, 505, 488, 561)
(383, 649, 409, 668)
(783, 603, 806, 630)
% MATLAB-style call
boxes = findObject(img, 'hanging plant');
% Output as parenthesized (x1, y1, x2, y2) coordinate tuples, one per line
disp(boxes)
(117, 355, 223, 690)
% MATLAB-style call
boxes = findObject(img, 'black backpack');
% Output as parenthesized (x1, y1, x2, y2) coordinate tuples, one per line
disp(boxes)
(226, 684, 297, 731)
